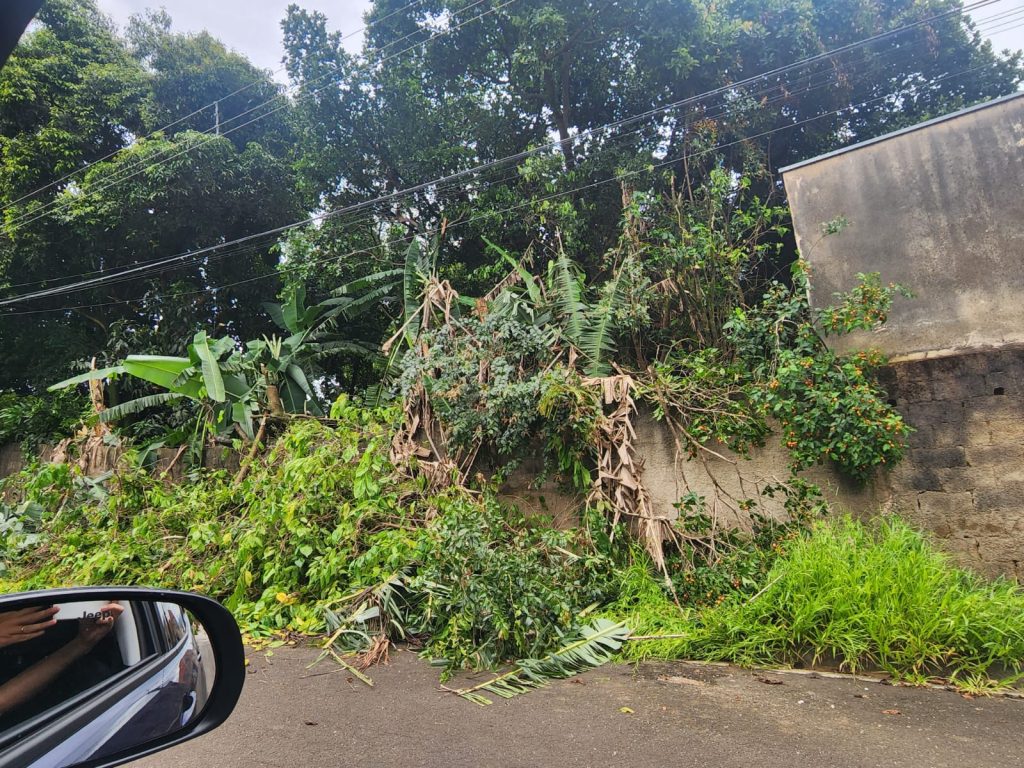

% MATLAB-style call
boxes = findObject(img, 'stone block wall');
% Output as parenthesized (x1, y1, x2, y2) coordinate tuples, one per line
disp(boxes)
(5, 348, 1021, 579)
(876, 346, 1024, 580)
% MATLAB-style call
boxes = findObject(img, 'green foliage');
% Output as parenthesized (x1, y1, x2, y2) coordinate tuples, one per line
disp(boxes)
(398, 311, 552, 457)
(0, 3, 299, 391)
(623, 517, 1024, 690)
(0, 404, 414, 635)
(0, 390, 89, 448)
(0, 400, 620, 676)
(411, 497, 618, 673)
(725, 262, 912, 481)
(536, 369, 602, 490)
(454, 619, 630, 705)
(668, 500, 807, 610)
(50, 320, 332, 439)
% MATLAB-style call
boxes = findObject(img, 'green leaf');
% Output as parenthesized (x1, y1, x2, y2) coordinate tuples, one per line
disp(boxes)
(580, 254, 632, 377)
(49, 366, 125, 392)
(283, 285, 304, 333)
(122, 357, 198, 396)
(549, 250, 585, 345)
(451, 620, 630, 705)
(231, 401, 254, 440)
(98, 392, 184, 422)
(191, 336, 227, 402)
(403, 239, 425, 347)
(485, 238, 542, 307)
(262, 301, 287, 331)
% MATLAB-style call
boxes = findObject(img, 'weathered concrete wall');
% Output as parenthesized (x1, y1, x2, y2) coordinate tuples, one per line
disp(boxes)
(0, 442, 241, 483)
(504, 347, 1024, 580)
(782, 93, 1024, 360)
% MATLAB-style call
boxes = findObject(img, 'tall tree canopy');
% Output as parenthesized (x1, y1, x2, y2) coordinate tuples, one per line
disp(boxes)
(281, 0, 1021, 292)
(0, 0, 300, 389)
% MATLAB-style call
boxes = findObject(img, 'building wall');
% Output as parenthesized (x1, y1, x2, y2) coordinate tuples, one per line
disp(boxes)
(875, 347, 1024, 580)
(782, 93, 1024, 360)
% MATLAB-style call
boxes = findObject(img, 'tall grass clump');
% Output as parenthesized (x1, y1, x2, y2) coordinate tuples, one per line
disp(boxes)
(621, 516, 1024, 690)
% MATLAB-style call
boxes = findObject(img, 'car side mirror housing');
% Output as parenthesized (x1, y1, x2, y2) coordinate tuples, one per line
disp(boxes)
(0, 587, 245, 768)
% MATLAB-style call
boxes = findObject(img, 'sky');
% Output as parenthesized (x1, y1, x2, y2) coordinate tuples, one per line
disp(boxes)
(100, 0, 372, 78)
(95, 0, 1024, 82)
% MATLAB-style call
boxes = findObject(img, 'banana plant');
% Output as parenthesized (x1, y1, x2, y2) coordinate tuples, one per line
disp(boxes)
(52, 332, 261, 439)
(484, 239, 631, 377)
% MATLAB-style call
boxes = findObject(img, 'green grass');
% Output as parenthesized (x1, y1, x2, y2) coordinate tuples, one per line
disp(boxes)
(616, 517, 1024, 690)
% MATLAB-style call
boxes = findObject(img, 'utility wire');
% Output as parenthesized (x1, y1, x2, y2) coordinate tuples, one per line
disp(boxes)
(0, 53, 1004, 318)
(2, 0, 1002, 234)
(0, 0, 1011, 304)
(4, 50, 910, 298)
(2, 0, 501, 233)
(5, 0, 1007, 243)
(0, 0, 435, 217)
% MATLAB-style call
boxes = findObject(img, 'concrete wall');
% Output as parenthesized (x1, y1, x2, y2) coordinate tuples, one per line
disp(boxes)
(875, 347, 1024, 580)
(503, 347, 1024, 580)
(782, 93, 1024, 360)
(0, 442, 240, 483)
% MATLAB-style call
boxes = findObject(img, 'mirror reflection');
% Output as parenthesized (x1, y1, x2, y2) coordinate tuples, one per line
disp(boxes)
(0, 598, 214, 767)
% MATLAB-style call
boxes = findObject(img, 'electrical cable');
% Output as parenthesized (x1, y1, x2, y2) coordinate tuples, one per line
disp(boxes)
(0, 53, 1004, 318)
(2, 0, 1004, 234)
(2, 1, 1014, 304)
(2, 0, 504, 233)
(0, 0, 435, 217)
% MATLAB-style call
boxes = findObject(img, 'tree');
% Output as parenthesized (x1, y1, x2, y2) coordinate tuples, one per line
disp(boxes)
(282, 0, 1021, 288)
(0, 1, 302, 391)
(126, 9, 295, 155)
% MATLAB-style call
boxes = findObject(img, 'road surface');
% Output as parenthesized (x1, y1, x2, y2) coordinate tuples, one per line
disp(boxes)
(131, 646, 1024, 768)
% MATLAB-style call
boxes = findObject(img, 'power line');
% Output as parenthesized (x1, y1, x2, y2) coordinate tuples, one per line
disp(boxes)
(0, 0, 435, 218)
(0, 54, 1005, 319)
(2, 0, 502, 234)
(0, 72, 839, 301)
(3, 0, 1003, 235)
(27, 42, 925, 294)
(1, 0, 1011, 304)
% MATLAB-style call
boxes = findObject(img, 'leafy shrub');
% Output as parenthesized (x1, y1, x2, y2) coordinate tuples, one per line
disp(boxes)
(0, 399, 621, 675)
(410, 497, 617, 673)
(725, 263, 911, 482)
(0, 390, 89, 449)
(398, 311, 552, 457)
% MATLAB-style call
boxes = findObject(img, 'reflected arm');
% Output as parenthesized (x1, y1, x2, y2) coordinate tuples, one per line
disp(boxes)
(0, 635, 95, 716)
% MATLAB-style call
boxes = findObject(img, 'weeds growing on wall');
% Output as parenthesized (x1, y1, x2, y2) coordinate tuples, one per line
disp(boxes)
(7, 174, 997, 696)
(0, 402, 622, 677)
(4, 406, 1023, 693)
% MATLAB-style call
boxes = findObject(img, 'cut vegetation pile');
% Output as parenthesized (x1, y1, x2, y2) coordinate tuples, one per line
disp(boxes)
(4, 406, 1024, 694)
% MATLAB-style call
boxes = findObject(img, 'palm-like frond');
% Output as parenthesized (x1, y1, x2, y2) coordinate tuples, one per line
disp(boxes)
(548, 250, 586, 345)
(49, 365, 125, 391)
(98, 393, 184, 423)
(580, 255, 633, 377)
(452, 619, 630, 705)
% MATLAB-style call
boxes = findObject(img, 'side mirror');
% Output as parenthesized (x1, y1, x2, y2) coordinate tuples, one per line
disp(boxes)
(0, 587, 244, 768)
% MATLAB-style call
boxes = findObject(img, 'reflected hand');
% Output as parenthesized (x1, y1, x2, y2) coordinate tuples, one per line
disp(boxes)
(76, 602, 124, 648)
(0, 606, 59, 647)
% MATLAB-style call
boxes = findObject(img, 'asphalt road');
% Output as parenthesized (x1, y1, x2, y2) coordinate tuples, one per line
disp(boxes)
(131, 647, 1024, 768)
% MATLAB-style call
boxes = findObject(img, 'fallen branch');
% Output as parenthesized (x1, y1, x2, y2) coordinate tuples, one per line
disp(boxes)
(233, 413, 268, 487)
